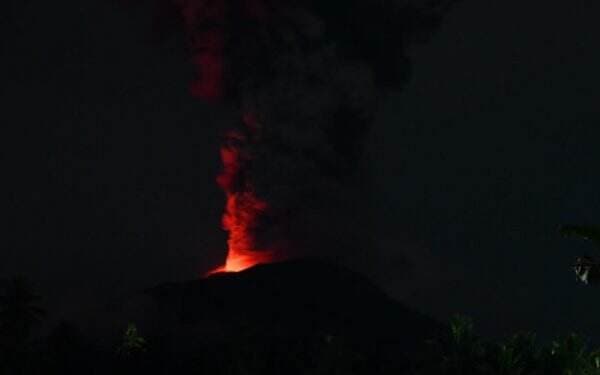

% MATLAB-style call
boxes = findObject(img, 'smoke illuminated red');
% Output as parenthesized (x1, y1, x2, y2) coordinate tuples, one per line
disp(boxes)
(190, 52, 224, 101)
(115, 0, 459, 283)
(136, 0, 455, 278)
(175, 0, 270, 102)
(175, 0, 226, 101)
(170, 0, 275, 274)
(212, 118, 275, 274)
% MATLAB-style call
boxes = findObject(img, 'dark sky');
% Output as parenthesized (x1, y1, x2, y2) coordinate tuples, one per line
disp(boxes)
(2, 0, 600, 348)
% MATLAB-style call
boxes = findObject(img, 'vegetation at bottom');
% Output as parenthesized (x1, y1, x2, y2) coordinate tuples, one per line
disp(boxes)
(2, 278, 600, 375)
(413, 314, 600, 375)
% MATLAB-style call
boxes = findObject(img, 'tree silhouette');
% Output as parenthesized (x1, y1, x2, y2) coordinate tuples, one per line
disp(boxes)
(559, 225, 600, 285)
(0, 276, 46, 349)
(117, 323, 147, 357)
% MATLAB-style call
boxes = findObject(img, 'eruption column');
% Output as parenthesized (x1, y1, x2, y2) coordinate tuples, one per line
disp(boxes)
(172, 0, 274, 273)
(212, 112, 275, 273)
(157, 0, 458, 276)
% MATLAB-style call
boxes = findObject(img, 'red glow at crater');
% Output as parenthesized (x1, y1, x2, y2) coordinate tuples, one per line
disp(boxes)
(173, 0, 276, 275)
(208, 112, 275, 275)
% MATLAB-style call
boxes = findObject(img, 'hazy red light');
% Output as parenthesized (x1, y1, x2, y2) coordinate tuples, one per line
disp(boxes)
(173, 0, 275, 275)
(209, 112, 275, 275)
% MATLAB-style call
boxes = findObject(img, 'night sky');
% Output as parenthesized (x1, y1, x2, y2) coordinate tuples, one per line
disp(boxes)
(2, 0, 600, 348)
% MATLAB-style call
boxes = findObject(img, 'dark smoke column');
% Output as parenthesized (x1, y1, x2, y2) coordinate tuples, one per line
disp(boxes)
(164, 0, 459, 273)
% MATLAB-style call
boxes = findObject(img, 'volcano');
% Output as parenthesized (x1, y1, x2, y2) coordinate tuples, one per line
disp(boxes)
(79, 258, 449, 374)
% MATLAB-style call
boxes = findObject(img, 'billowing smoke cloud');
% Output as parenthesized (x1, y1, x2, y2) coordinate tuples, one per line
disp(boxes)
(144, 0, 458, 272)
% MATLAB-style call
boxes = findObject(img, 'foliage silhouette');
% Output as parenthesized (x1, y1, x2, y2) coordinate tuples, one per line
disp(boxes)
(423, 314, 489, 374)
(117, 322, 147, 357)
(0, 276, 46, 374)
(418, 314, 600, 375)
(0, 276, 45, 347)
(559, 225, 600, 248)
(559, 225, 600, 285)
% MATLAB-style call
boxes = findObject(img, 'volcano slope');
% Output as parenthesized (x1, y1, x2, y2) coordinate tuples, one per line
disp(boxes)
(78, 258, 446, 374)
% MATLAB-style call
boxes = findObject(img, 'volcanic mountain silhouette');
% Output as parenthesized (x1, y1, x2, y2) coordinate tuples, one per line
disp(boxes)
(88, 258, 450, 373)
(151, 258, 446, 336)
(92, 258, 448, 368)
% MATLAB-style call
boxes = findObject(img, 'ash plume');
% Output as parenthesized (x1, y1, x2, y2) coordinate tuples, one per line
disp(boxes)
(142, 0, 459, 271)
